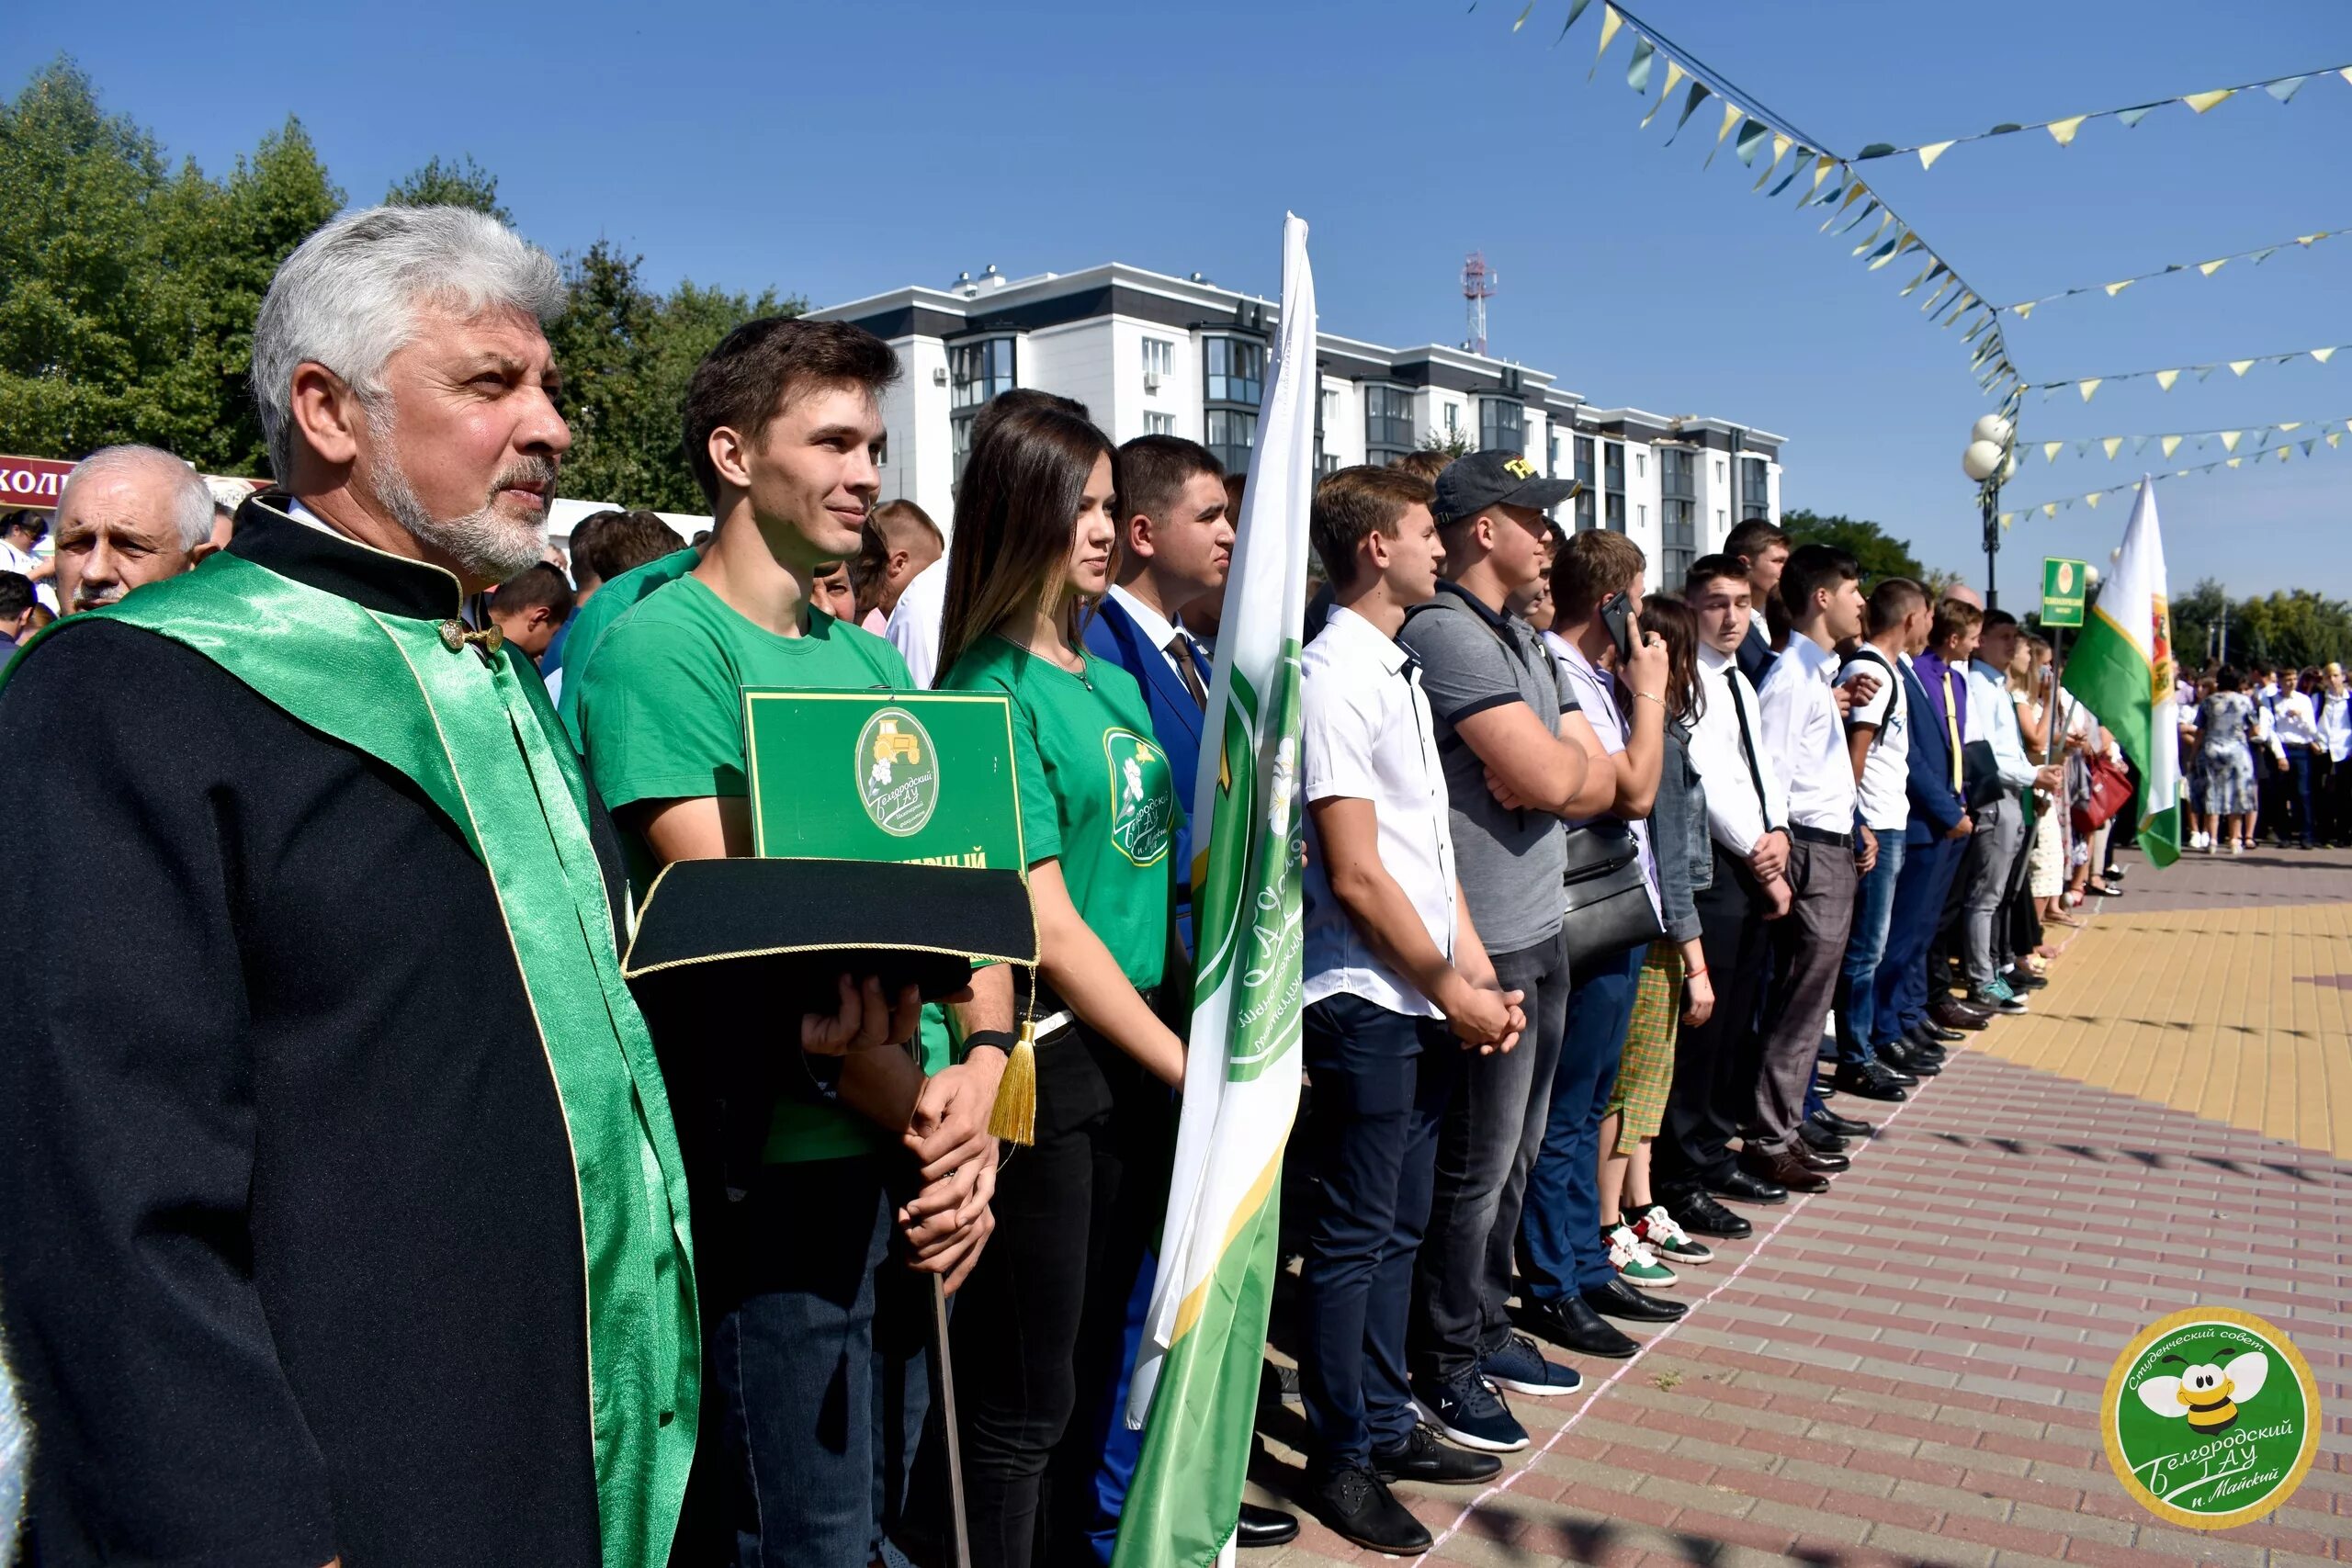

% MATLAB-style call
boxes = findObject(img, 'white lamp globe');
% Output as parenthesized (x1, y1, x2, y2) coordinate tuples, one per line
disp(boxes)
(1972, 413, 2015, 448)
(2001, 450, 2019, 482)
(1962, 439, 2005, 482)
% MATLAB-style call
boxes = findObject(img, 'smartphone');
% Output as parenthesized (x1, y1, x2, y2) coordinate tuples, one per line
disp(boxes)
(1599, 591, 1634, 662)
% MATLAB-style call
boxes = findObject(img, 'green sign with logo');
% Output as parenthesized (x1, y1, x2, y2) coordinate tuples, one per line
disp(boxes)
(2101, 1306, 2320, 1530)
(2041, 556, 2089, 628)
(743, 690, 1027, 872)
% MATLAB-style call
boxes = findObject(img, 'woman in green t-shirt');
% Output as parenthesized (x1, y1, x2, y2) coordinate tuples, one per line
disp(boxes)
(931, 403, 1184, 1566)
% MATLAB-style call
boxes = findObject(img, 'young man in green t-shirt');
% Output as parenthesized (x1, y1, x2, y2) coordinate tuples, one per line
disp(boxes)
(574, 318, 1012, 1565)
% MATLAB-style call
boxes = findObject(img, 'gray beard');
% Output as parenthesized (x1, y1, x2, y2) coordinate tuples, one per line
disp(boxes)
(367, 409, 551, 583)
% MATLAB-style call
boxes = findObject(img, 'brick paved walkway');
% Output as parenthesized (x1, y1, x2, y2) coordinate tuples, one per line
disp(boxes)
(1248, 846, 2352, 1566)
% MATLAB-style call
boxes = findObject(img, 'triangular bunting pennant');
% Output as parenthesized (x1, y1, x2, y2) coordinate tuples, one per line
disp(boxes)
(2313, 346, 2338, 364)
(1918, 141, 1955, 170)
(2013, 300, 2037, 321)
(2042, 441, 2064, 463)
(2229, 359, 2255, 377)
(2278, 422, 2302, 432)
(1810, 154, 1836, 195)
(2227, 457, 2243, 468)
(2161, 434, 2182, 459)
(2330, 432, 2343, 448)
(2078, 378, 2101, 402)
(1665, 80, 1712, 143)
(1997, 513, 2016, 528)
(2103, 279, 2133, 297)
(2183, 88, 2235, 113)
(2075, 440, 2092, 458)
(2132, 436, 2151, 455)
(1821, 181, 1870, 231)
(1589, 4, 1623, 78)
(2042, 502, 2058, 518)
(2047, 114, 2089, 147)
(1513, 2, 1537, 30)
(1703, 99, 1744, 166)
(2102, 437, 2123, 459)
(1765, 152, 1809, 197)
(2302, 438, 2318, 456)
(2155, 369, 2181, 390)
(1555, 0, 1594, 38)
(2115, 103, 2162, 128)
(1734, 118, 1772, 167)
(1625, 35, 1656, 94)
(2266, 75, 2309, 103)
(1850, 211, 1893, 254)
(2250, 248, 2278, 264)
(2085, 492, 2101, 508)
(2221, 431, 2242, 451)
(1642, 60, 1690, 127)
(1833, 198, 1881, 237)
(2199, 259, 2228, 276)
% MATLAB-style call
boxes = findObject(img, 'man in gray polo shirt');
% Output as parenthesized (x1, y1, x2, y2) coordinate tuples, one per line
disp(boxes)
(1397, 452, 1616, 1451)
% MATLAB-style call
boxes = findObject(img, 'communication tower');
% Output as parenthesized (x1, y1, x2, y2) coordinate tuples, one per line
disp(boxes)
(1462, 252, 1497, 357)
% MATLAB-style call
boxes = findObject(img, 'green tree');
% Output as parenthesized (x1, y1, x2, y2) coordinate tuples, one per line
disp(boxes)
(544, 241, 799, 513)
(1417, 428, 1476, 459)
(1779, 508, 1926, 584)
(2232, 589, 2352, 670)
(0, 59, 338, 475)
(387, 153, 510, 223)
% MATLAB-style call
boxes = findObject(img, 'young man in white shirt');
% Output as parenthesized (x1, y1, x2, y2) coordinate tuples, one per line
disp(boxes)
(1747, 546, 1870, 1194)
(1833, 578, 1928, 1101)
(1963, 611, 2063, 1010)
(1653, 555, 1792, 1243)
(1297, 466, 1529, 1552)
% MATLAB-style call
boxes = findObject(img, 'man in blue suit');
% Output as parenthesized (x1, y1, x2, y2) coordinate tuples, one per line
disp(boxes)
(1066, 435, 1297, 1554)
(1871, 596, 1974, 1071)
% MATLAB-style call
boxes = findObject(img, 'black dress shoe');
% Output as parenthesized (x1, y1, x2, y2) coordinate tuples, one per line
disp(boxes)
(1308, 1465, 1429, 1553)
(1797, 1120, 1849, 1154)
(1582, 1276, 1689, 1323)
(1706, 1168, 1789, 1205)
(1236, 1502, 1300, 1548)
(1737, 1145, 1829, 1195)
(1915, 1019, 1966, 1043)
(1517, 1293, 1640, 1358)
(1373, 1422, 1504, 1486)
(1665, 1190, 1753, 1239)
(1928, 1000, 1990, 1032)
(2006, 968, 2049, 992)
(1792, 1142, 1849, 1173)
(1811, 1106, 1874, 1137)
(1830, 1064, 1909, 1101)
(1885, 1043, 1942, 1077)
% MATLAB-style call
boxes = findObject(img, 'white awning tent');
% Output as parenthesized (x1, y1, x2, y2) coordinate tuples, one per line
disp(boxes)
(547, 498, 706, 547)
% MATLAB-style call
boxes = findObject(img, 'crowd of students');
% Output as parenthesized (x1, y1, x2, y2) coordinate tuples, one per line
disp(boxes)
(10, 199, 2338, 1568)
(2181, 660, 2351, 852)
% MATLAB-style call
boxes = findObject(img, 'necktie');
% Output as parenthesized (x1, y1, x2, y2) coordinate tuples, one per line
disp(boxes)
(1943, 670, 1964, 794)
(1727, 667, 1779, 833)
(1168, 632, 1208, 711)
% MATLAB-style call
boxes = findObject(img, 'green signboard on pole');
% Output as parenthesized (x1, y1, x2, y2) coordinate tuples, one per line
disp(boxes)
(2041, 557, 2088, 629)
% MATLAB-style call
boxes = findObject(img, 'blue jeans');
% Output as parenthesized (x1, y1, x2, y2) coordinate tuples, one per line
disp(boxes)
(1518, 942, 1645, 1301)
(2284, 747, 2318, 846)
(1298, 994, 1445, 1468)
(709, 1156, 928, 1568)
(1876, 837, 1961, 1042)
(1837, 835, 1906, 1065)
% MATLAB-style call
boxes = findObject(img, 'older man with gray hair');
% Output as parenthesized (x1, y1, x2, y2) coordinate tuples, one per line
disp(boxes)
(0, 205, 831, 1568)
(49, 444, 217, 615)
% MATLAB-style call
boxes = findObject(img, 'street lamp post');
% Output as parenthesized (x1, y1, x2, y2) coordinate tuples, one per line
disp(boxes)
(1962, 413, 2017, 610)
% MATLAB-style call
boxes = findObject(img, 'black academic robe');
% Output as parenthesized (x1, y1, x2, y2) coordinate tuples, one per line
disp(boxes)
(0, 504, 616, 1566)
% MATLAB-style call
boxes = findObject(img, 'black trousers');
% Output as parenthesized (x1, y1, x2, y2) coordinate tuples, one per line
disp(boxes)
(930, 1025, 1171, 1568)
(1655, 847, 1772, 1200)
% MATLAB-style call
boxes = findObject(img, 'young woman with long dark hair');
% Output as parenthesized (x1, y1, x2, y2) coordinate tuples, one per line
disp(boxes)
(929, 403, 1186, 1567)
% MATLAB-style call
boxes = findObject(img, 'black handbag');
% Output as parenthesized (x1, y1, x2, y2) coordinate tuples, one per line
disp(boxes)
(1560, 818, 1666, 969)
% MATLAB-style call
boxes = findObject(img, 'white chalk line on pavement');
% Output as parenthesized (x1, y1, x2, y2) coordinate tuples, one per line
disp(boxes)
(1402, 1066, 1945, 1564)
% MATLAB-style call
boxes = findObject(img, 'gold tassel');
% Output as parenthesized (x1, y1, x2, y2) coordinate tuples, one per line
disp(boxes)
(987, 1019, 1038, 1145)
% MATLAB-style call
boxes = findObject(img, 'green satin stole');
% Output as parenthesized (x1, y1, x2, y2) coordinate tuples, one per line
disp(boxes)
(32, 550, 699, 1568)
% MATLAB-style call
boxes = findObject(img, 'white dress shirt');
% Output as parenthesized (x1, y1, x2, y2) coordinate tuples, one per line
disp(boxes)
(0, 536, 57, 614)
(1545, 629, 1662, 920)
(1757, 635, 1856, 834)
(1302, 606, 1458, 1020)
(886, 557, 949, 688)
(2275, 690, 2324, 750)
(1105, 583, 1198, 688)
(2321, 690, 2351, 762)
(1688, 641, 1787, 855)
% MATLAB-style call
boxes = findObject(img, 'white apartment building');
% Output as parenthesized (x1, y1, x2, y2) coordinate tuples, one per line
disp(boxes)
(808, 262, 1784, 586)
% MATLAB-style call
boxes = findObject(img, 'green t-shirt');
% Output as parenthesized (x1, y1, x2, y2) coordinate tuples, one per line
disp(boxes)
(939, 635, 1176, 989)
(575, 571, 949, 1164)
(555, 546, 699, 744)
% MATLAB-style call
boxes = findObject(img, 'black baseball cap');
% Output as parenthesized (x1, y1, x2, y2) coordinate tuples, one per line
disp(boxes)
(1432, 450, 1578, 524)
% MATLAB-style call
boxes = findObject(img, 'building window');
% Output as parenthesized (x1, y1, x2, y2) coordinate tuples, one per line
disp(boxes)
(1739, 456, 1770, 519)
(1145, 412, 1177, 436)
(1658, 446, 1698, 585)
(1478, 398, 1523, 455)
(1602, 441, 1626, 534)
(1634, 450, 1645, 479)
(948, 336, 1016, 479)
(1142, 336, 1174, 386)
(1715, 459, 1726, 486)
(1443, 402, 1461, 437)
(1205, 408, 1257, 476)
(1319, 452, 1342, 476)
(1203, 336, 1264, 406)
(1574, 437, 1598, 532)
(1605, 493, 1625, 530)
(1364, 384, 1414, 460)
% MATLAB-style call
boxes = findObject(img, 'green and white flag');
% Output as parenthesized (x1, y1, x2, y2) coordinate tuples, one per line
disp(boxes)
(2062, 476, 2182, 866)
(1114, 213, 1314, 1568)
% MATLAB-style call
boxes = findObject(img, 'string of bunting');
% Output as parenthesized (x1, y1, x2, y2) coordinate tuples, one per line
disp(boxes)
(2002, 225, 2345, 318)
(2028, 417, 2352, 463)
(2000, 431, 2346, 524)
(1506, 0, 2027, 408)
(2033, 344, 2349, 401)
(1851, 64, 2352, 169)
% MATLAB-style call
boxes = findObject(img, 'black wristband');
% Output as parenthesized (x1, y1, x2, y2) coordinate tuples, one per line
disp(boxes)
(960, 1029, 1018, 1061)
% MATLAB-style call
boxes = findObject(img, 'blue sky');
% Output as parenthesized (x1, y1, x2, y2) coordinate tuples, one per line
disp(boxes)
(7, 0, 2348, 595)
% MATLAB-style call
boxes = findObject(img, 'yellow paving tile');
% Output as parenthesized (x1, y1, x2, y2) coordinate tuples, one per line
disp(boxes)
(1981, 897, 2352, 1156)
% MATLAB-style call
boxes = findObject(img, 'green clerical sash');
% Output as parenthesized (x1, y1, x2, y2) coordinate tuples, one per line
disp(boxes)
(26, 550, 699, 1568)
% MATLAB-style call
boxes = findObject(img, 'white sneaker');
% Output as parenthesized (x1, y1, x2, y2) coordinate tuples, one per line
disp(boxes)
(1605, 1223, 1679, 1287)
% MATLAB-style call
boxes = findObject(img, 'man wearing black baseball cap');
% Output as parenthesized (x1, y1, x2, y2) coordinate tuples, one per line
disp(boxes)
(1396, 452, 1633, 1452)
